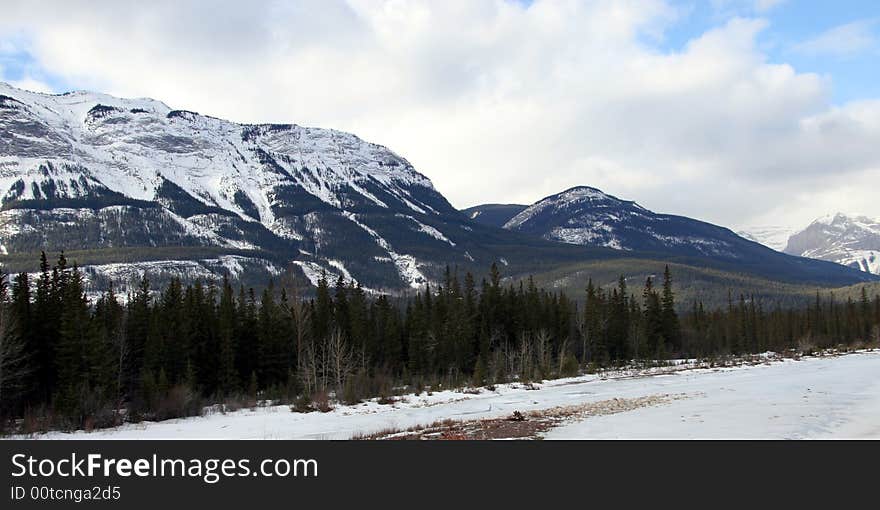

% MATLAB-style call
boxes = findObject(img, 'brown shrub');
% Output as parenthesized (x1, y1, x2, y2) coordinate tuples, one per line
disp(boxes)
(312, 391, 333, 413)
(155, 385, 203, 421)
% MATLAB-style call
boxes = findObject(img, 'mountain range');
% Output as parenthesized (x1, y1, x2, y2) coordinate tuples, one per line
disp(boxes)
(462, 187, 875, 284)
(0, 82, 874, 294)
(738, 214, 880, 276)
(0, 82, 619, 291)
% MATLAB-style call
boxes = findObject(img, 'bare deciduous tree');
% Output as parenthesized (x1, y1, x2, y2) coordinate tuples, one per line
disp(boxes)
(534, 329, 551, 379)
(557, 337, 570, 377)
(298, 339, 318, 396)
(326, 328, 354, 394)
(576, 313, 590, 366)
(517, 331, 532, 382)
(113, 314, 129, 423)
(285, 276, 312, 363)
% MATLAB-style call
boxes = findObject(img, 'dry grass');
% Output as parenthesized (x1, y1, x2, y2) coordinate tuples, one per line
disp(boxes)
(356, 393, 691, 440)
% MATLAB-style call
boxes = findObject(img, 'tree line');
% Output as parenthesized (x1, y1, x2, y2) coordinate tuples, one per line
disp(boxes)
(0, 252, 878, 433)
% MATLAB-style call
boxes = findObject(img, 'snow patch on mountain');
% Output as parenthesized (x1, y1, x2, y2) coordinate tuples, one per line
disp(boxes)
(21, 256, 283, 301)
(293, 260, 349, 287)
(396, 213, 455, 246)
(548, 225, 625, 250)
(342, 212, 427, 288)
(737, 226, 796, 252)
(327, 259, 354, 283)
(836, 250, 880, 275)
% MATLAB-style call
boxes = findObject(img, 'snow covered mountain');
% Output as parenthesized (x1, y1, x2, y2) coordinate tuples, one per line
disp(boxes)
(0, 82, 557, 290)
(0, 83, 873, 291)
(784, 213, 880, 275)
(489, 186, 877, 283)
(503, 186, 747, 255)
(736, 226, 796, 252)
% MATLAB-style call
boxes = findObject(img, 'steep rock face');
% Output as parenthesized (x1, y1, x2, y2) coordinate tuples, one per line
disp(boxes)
(785, 213, 880, 275)
(0, 83, 500, 290)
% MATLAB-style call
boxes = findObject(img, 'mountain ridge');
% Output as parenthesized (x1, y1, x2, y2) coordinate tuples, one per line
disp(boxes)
(0, 81, 480, 289)
(465, 185, 877, 285)
(0, 82, 874, 292)
(0, 82, 626, 291)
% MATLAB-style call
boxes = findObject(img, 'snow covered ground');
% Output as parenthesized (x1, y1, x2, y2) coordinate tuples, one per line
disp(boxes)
(22, 351, 880, 440)
(546, 351, 880, 439)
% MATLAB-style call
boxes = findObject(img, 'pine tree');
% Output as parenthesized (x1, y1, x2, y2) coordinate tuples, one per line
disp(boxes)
(859, 286, 871, 341)
(6, 249, 878, 431)
(334, 274, 350, 340)
(93, 283, 126, 414)
(55, 264, 96, 419)
(607, 276, 630, 361)
(313, 271, 333, 343)
(643, 277, 664, 358)
(32, 251, 56, 401)
(582, 278, 613, 365)
(158, 278, 186, 383)
(127, 275, 152, 401)
(238, 286, 259, 385)
(257, 286, 284, 388)
(8, 272, 33, 403)
(0, 271, 31, 414)
(347, 282, 368, 370)
(660, 266, 681, 353)
(217, 276, 238, 396)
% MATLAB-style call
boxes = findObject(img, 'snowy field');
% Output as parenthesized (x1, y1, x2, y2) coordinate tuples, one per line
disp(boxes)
(22, 351, 880, 440)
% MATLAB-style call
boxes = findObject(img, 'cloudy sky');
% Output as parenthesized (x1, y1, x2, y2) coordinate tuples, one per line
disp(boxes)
(1, 0, 878, 231)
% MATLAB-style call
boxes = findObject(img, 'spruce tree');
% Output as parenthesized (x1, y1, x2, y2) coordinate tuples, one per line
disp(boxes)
(0, 271, 30, 415)
(55, 264, 96, 420)
(217, 276, 238, 396)
(660, 266, 681, 353)
(32, 251, 56, 401)
(643, 277, 664, 358)
(9, 272, 33, 403)
(313, 271, 333, 343)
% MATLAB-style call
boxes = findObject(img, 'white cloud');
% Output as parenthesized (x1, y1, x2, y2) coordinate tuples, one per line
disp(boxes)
(794, 19, 878, 57)
(711, 0, 785, 16)
(7, 76, 54, 93)
(0, 0, 878, 231)
(753, 0, 785, 12)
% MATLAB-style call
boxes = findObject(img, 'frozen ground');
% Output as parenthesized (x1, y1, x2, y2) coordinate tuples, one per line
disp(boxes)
(546, 351, 880, 439)
(24, 351, 880, 440)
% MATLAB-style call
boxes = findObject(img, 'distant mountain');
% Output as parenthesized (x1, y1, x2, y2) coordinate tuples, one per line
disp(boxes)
(784, 213, 880, 275)
(505, 186, 754, 255)
(461, 203, 526, 228)
(0, 82, 615, 291)
(736, 226, 796, 252)
(498, 186, 876, 284)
